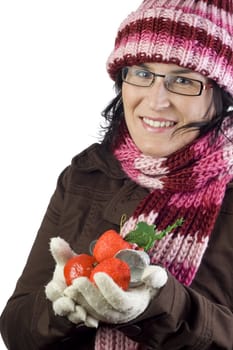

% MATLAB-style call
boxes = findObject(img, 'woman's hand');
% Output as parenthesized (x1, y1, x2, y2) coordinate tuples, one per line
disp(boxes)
(45, 237, 98, 328)
(64, 264, 168, 324)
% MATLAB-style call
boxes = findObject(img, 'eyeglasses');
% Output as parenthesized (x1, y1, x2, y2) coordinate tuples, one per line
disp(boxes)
(122, 66, 213, 96)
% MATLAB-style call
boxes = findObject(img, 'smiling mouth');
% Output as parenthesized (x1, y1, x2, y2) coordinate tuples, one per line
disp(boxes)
(143, 117, 176, 128)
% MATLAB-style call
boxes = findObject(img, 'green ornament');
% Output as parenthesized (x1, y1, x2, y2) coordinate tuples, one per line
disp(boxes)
(125, 218, 184, 251)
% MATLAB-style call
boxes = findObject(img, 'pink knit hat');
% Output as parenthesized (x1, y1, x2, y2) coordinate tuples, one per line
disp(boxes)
(107, 0, 233, 96)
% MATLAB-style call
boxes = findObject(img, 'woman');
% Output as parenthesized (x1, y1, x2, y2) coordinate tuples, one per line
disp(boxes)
(1, 0, 233, 349)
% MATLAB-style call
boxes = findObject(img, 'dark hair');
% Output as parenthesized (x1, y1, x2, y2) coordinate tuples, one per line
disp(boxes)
(100, 70, 233, 147)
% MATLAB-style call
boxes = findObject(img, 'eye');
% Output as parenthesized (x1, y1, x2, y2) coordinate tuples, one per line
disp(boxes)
(173, 76, 194, 85)
(133, 68, 153, 80)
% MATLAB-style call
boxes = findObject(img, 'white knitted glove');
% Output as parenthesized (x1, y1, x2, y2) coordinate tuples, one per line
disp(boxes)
(64, 264, 168, 324)
(45, 237, 98, 328)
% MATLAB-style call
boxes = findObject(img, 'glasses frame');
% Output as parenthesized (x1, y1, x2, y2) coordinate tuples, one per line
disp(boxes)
(121, 66, 213, 96)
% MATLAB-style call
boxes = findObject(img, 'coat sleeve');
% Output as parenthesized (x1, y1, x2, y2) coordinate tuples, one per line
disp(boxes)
(119, 273, 233, 350)
(0, 166, 94, 350)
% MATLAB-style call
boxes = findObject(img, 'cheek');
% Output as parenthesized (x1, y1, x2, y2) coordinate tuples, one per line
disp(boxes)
(182, 102, 212, 124)
(122, 84, 140, 115)
(179, 129, 199, 146)
(122, 86, 131, 114)
(192, 93, 215, 121)
(207, 100, 216, 121)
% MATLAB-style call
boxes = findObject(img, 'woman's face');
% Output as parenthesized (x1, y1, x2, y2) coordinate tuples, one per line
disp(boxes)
(122, 62, 215, 157)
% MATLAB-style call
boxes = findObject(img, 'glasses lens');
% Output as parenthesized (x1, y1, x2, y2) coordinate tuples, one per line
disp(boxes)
(122, 67, 154, 87)
(166, 76, 201, 96)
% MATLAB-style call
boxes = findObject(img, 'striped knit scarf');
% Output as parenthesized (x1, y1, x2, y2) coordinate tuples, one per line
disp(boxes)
(95, 117, 233, 350)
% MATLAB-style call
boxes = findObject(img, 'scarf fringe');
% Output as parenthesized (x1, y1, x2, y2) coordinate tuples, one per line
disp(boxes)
(95, 327, 140, 350)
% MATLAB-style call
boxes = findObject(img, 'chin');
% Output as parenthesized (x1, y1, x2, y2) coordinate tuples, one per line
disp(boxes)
(136, 140, 174, 157)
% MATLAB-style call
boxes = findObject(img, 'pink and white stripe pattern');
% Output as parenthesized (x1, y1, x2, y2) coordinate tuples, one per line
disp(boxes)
(114, 117, 233, 286)
(95, 327, 140, 350)
(95, 1, 233, 348)
(95, 118, 233, 349)
(107, 0, 233, 96)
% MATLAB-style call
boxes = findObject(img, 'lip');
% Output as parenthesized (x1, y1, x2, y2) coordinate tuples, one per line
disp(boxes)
(140, 116, 177, 132)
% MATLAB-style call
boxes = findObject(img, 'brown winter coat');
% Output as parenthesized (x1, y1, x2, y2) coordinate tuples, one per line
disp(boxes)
(0, 143, 233, 349)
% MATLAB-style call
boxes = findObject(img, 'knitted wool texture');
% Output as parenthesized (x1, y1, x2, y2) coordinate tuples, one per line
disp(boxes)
(114, 117, 233, 285)
(107, 0, 233, 97)
(97, 0, 233, 348)
(95, 117, 233, 350)
(95, 327, 139, 350)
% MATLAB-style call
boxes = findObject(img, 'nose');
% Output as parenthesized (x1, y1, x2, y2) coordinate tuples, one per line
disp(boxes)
(146, 77, 170, 110)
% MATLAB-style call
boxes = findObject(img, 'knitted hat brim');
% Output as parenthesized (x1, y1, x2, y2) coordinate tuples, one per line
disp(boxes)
(107, 7, 233, 96)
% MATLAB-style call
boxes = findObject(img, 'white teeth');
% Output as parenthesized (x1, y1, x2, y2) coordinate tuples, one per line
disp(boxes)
(143, 118, 175, 128)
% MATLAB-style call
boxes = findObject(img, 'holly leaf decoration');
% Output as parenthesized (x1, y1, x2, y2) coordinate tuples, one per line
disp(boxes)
(125, 218, 184, 251)
(125, 222, 156, 251)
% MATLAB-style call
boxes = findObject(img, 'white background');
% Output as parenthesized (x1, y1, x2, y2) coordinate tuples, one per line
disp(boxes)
(0, 1, 141, 348)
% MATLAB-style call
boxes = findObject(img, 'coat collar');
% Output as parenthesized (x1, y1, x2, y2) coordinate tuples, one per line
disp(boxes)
(72, 143, 127, 180)
(72, 143, 149, 225)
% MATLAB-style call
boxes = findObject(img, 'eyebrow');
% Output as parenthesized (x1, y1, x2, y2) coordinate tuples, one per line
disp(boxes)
(170, 68, 193, 74)
(139, 63, 193, 75)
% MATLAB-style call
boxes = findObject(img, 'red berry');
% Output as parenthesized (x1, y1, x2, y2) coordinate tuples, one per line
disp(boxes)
(90, 257, 131, 291)
(93, 229, 132, 262)
(64, 254, 96, 286)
